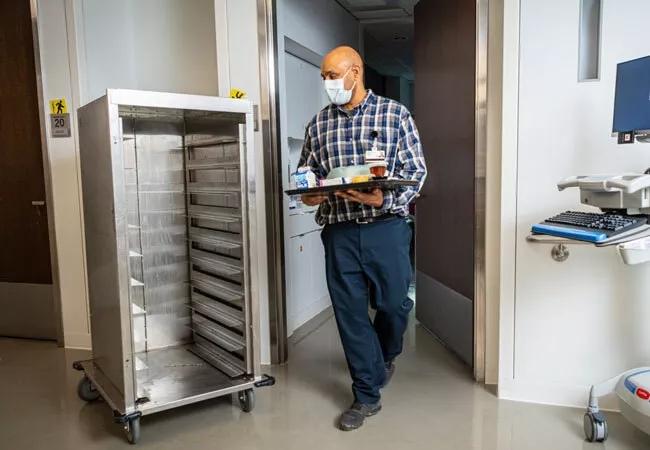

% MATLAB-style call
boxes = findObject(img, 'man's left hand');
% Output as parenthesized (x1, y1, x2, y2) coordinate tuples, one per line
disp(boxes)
(335, 188, 383, 208)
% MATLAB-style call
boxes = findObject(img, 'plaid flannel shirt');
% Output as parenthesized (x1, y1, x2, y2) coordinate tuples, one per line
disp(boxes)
(298, 90, 427, 225)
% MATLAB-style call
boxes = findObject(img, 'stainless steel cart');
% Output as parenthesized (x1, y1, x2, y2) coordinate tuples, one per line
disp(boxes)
(73, 90, 273, 444)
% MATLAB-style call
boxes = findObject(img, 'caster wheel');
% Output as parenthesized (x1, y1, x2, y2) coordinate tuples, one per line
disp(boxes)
(238, 389, 255, 413)
(77, 376, 101, 402)
(124, 417, 140, 445)
(584, 411, 608, 442)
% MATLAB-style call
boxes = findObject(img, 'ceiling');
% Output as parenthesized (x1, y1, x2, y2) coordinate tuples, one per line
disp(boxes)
(335, 0, 419, 80)
(335, 0, 419, 20)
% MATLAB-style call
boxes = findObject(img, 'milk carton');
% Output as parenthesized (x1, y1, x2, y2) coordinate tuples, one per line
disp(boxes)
(293, 166, 317, 189)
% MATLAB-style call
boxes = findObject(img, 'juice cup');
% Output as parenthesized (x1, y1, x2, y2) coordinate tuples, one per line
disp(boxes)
(369, 161, 387, 177)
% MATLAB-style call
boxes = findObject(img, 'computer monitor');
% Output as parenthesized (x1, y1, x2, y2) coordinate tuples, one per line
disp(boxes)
(612, 56, 650, 134)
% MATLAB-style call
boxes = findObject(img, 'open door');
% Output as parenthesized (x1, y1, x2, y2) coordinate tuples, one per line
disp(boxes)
(413, 0, 487, 374)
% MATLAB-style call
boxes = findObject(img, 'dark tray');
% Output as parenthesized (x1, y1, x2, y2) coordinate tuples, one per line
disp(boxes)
(285, 178, 418, 196)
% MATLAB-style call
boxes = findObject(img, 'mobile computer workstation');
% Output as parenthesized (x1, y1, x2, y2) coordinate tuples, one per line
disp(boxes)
(530, 55, 650, 443)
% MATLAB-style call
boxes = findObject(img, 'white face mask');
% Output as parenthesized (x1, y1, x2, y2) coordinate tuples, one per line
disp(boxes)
(324, 68, 356, 106)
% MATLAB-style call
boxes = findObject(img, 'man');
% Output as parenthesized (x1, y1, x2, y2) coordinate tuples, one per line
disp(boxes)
(297, 46, 427, 431)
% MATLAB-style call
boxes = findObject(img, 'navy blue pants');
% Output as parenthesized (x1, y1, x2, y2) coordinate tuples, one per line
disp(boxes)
(321, 217, 414, 404)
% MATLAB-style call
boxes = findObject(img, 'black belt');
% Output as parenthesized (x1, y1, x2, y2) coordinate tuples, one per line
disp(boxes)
(354, 214, 398, 225)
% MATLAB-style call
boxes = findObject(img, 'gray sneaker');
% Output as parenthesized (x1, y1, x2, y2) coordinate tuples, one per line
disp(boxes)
(338, 402, 382, 431)
(381, 361, 395, 389)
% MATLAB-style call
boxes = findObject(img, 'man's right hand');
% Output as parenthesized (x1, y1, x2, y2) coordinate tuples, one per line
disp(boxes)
(301, 194, 328, 206)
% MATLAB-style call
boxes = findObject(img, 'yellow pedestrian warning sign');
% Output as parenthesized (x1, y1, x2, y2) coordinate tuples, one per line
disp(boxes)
(229, 88, 247, 99)
(49, 98, 68, 114)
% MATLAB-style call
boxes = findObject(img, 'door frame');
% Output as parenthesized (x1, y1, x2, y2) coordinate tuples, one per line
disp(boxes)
(473, 0, 489, 383)
(28, 0, 64, 345)
(257, 0, 288, 364)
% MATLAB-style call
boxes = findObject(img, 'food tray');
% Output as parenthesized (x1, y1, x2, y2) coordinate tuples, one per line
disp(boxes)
(284, 178, 418, 196)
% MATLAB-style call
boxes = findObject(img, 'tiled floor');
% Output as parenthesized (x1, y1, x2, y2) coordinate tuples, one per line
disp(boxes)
(1, 317, 649, 449)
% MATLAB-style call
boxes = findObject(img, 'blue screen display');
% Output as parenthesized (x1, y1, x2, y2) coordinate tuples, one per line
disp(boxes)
(613, 56, 650, 133)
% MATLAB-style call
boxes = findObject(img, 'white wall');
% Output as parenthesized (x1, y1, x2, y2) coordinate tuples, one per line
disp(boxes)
(38, 0, 90, 349)
(37, 0, 220, 349)
(77, 0, 218, 103)
(276, 0, 360, 335)
(499, 0, 650, 408)
(281, 0, 359, 57)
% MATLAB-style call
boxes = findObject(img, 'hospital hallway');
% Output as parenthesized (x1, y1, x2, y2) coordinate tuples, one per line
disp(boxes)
(1, 316, 649, 450)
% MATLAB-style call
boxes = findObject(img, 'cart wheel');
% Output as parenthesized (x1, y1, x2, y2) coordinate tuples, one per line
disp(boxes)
(77, 376, 101, 402)
(124, 417, 140, 445)
(584, 411, 608, 442)
(238, 389, 255, 413)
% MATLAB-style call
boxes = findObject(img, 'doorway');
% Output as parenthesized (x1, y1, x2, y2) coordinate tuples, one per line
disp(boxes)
(337, 0, 488, 377)
(0, 0, 59, 341)
(258, 0, 488, 377)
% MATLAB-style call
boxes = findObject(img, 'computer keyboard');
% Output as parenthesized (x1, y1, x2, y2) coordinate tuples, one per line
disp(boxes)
(532, 211, 647, 243)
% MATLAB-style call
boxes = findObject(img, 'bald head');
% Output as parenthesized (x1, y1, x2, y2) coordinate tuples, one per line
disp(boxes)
(322, 46, 364, 78)
(321, 46, 366, 107)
